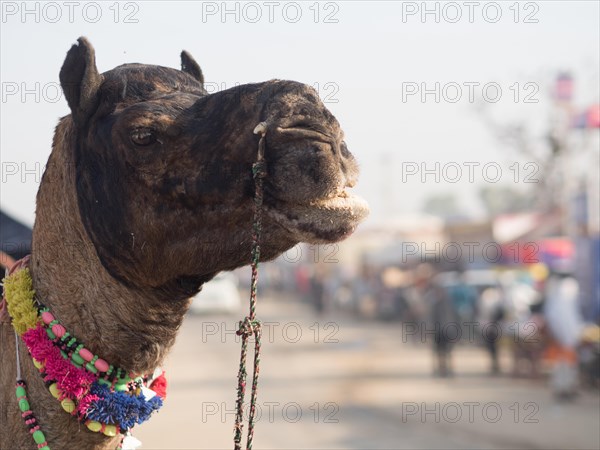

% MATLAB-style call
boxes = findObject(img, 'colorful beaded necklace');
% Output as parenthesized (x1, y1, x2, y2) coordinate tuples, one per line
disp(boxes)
(3, 259, 167, 449)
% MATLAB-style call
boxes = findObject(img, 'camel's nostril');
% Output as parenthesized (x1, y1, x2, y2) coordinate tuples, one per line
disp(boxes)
(340, 142, 351, 158)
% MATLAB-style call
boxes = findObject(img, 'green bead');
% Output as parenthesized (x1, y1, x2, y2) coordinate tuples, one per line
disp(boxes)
(18, 399, 30, 411)
(71, 353, 84, 365)
(85, 362, 98, 374)
(46, 328, 56, 340)
(98, 378, 111, 387)
(60, 350, 68, 359)
(15, 386, 26, 398)
(119, 375, 131, 383)
(114, 382, 128, 392)
(32, 430, 46, 444)
(39, 447, 50, 450)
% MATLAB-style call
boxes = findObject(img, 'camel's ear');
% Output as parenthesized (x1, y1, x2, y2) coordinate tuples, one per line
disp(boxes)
(180, 50, 204, 86)
(60, 37, 103, 124)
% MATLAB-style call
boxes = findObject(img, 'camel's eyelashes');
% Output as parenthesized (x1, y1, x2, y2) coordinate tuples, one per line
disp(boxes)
(130, 128, 157, 146)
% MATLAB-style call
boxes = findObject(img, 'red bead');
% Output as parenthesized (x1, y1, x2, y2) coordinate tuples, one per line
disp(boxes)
(79, 348, 94, 362)
(41, 312, 54, 325)
(94, 359, 109, 372)
(51, 324, 66, 338)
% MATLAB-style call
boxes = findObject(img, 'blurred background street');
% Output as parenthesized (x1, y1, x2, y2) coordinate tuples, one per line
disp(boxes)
(135, 288, 599, 449)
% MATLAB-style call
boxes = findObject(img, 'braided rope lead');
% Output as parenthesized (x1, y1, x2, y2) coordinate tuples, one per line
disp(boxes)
(234, 122, 267, 450)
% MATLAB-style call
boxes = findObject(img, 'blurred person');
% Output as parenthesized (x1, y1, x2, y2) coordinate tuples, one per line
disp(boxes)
(544, 273, 584, 400)
(404, 264, 433, 343)
(294, 265, 310, 295)
(502, 272, 547, 378)
(414, 264, 458, 377)
(429, 280, 458, 377)
(511, 299, 547, 378)
(351, 265, 385, 319)
(309, 266, 326, 314)
(477, 287, 505, 374)
(450, 270, 478, 326)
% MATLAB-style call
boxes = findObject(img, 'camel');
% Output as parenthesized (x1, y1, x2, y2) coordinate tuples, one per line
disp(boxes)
(0, 37, 368, 449)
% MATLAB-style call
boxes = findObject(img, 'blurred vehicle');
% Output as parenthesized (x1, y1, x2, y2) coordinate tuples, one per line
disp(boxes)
(188, 272, 241, 314)
(350, 267, 408, 320)
(435, 270, 502, 296)
(436, 270, 501, 324)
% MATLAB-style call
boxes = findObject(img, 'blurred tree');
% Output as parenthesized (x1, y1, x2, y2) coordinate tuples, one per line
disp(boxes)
(475, 72, 579, 215)
(422, 193, 462, 219)
(479, 186, 536, 217)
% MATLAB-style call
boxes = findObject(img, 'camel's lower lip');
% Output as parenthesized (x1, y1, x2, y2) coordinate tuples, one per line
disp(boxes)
(305, 190, 370, 211)
(265, 191, 369, 243)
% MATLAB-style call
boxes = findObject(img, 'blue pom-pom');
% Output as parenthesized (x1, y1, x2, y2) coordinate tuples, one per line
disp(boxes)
(85, 383, 163, 430)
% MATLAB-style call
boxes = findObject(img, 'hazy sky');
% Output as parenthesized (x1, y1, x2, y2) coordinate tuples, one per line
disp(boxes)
(1, 1, 599, 226)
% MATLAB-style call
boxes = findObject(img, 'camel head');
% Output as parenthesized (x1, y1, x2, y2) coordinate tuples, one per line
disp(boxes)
(57, 37, 368, 299)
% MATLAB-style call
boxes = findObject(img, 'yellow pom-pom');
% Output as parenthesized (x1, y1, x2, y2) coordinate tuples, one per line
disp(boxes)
(3, 268, 39, 335)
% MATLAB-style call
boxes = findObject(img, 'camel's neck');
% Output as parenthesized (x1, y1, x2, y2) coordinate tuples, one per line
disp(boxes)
(30, 119, 191, 374)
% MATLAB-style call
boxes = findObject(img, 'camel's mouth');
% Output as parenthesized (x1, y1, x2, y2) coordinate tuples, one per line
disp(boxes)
(264, 189, 369, 243)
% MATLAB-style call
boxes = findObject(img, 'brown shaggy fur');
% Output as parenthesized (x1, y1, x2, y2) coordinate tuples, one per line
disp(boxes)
(0, 37, 367, 449)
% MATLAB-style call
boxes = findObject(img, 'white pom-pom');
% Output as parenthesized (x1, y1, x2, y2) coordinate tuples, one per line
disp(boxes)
(122, 433, 142, 450)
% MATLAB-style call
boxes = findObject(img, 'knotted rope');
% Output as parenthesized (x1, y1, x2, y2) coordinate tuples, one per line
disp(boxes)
(234, 122, 267, 450)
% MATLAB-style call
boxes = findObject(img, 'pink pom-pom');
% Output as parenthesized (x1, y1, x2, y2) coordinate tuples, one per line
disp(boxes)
(76, 392, 100, 416)
(41, 312, 54, 325)
(22, 324, 95, 400)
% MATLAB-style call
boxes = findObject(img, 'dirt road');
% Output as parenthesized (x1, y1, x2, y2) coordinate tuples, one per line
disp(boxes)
(136, 294, 600, 449)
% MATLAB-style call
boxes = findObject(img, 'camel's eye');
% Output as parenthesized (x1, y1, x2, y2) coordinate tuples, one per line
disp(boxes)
(130, 128, 157, 146)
